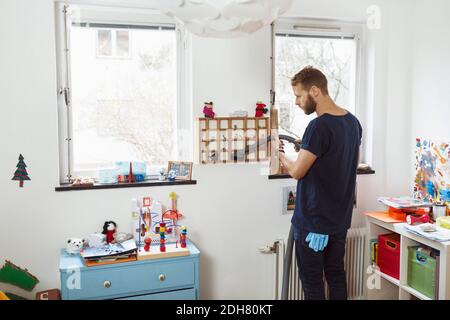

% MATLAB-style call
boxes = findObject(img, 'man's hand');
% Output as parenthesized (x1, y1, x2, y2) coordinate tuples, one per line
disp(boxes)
(278, 138, 285, 154)
(306, 232, 329, 252)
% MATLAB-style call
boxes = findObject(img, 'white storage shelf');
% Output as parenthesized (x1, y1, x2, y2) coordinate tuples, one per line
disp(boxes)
(365, 216, 450, 300)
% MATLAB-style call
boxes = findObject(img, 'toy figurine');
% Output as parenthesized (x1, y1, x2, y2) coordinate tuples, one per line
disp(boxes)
(203, 101, 215, 118)
(66, 238, 86, 255)
(255, 101, 268, 117)
(168, 169, 176, 181)
(180, 226, 187, 248)
(144, 237, 152, 252)
(159, 222, 166, 252)
(102, 221, 117, 244)
(127, 163, 135, 183)
(159, 168, 166, 181)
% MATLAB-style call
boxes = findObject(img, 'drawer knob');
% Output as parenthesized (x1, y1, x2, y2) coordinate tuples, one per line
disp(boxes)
(159, 274, 166, 282)
(103, 280, 111, 288)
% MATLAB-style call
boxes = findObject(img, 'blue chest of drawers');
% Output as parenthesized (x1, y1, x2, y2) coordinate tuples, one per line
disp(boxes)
(59, 241, 200, 300)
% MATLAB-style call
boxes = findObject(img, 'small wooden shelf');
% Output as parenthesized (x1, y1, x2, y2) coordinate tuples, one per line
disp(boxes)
(197, 116, 269, 164)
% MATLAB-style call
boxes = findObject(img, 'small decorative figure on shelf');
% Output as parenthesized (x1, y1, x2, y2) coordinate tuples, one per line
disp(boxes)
(102, 221, 117, 244)
(203, 101, 215, 118)
(168, 169, 176, 181)
(127, 162, 135, 183)
(159, 168, 166, 181)
(255, 101, 268, 117)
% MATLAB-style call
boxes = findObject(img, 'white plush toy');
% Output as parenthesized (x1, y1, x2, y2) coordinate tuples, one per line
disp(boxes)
(66, 238, 86, 255)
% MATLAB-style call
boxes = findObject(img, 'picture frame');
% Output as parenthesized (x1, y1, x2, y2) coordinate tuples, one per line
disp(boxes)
(167, 161, 193, 181)
(282, 186, 297, 215)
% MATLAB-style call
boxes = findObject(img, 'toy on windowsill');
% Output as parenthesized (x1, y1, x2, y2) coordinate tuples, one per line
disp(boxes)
(115, 161, 146, 183)
(168, 169, 176, 181)
(159, 168, 166, 181)
(102, 221, 117, 244)
(255, 101, 268, 117)
(128, 162, 135, 183)
(71, 176, 94, 187)
(203, 101, 215, 118)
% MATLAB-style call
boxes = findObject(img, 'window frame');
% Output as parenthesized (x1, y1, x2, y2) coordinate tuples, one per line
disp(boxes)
(271, 18, 367, 162)
(54, 2, 192, 184)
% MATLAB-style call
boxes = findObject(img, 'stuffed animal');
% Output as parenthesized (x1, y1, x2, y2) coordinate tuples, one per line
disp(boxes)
(66, 238, 86, 255)
(102, 221, 117, 244)
(203, 102, 215, 118)
(255, 101, 268, 117)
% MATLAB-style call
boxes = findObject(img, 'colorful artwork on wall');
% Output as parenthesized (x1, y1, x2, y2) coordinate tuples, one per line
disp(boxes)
(414, 139, 450, 203)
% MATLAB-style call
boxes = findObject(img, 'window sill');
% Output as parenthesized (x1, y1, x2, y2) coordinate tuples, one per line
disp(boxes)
(268, 168, 375, 180)
(55, 179, 197, 192)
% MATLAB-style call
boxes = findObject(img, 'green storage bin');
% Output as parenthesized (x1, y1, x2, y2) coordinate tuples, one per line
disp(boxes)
(407, 246, 436, 299)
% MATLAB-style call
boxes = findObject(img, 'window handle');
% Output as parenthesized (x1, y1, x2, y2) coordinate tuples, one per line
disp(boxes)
(59, 87, 70, 107)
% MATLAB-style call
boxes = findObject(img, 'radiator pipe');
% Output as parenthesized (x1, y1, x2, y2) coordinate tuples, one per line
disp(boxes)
(281, 224, 294, 300)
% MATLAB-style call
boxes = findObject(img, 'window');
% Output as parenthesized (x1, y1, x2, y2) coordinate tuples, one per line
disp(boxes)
(55, 5, 192, 183)
(273, 19, 363, 157)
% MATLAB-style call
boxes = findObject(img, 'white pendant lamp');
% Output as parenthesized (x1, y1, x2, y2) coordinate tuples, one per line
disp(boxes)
(155, 0, 293, 38)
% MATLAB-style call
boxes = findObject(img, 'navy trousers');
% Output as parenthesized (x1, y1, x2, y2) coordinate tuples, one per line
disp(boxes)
(294, 227, 348, 300)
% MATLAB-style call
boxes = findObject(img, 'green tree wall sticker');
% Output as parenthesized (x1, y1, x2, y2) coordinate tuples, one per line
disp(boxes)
(12, 154, 30, 187)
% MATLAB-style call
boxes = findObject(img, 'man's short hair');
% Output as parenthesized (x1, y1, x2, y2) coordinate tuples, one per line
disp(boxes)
(291, 66, 329, 95)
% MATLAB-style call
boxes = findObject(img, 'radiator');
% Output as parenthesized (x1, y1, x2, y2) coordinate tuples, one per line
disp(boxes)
(273, 227, 366, 300)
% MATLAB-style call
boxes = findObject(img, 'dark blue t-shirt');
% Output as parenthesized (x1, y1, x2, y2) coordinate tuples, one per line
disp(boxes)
(291, 112, 362, 235)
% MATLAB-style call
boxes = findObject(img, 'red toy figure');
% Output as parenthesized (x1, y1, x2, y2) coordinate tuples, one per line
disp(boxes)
(102, 221, 117, 244)
(406, 214, 430, 225)
(255, 101, 268, 117)
(144, 237, 152, 252)
(127, 162, 135, 183)
(203, 102, 215, 118)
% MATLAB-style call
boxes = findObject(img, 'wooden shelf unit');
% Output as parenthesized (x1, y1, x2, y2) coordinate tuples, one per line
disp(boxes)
(197, 117, 269, 164)
(365, 215, 450, 300)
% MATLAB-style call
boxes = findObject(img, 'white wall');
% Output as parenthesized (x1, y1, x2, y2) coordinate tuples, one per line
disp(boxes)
(410, 0, 450, 181)
(0, 0, 423, 299)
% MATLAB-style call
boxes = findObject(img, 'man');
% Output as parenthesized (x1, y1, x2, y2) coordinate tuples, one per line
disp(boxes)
(279, 66, 362, 300)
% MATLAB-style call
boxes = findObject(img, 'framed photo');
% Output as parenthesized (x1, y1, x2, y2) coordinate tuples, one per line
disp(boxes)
(282, 186, 296, 215)
(167, 161, 193, 181)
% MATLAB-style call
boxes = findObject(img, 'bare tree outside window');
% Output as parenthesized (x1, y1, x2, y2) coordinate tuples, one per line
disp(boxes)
(275, 35, 357, 145)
